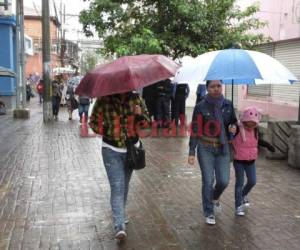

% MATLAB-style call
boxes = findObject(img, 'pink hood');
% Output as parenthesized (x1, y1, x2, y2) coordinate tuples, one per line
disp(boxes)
(240, 106, 262, 125)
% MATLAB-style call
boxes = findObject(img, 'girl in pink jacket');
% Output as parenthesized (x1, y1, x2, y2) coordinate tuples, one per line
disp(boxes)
(231, 106, 275, 216)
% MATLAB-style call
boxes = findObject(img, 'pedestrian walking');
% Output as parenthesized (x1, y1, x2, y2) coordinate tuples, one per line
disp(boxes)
(188, 80, 237, 225)
(89, 92, 149, 242)
(52, 80, 63, 120)
(65, 85, 78, 120)
(142, 84, 157, 122)
(26, 83, 33, 102)
(0, 100, 6, 115)
(155, 79, 172, 128)
(231, 106, 275, 216)
(78, 95, 91, 123)
(36, 79, 44, 104)
(172, 83, 189, 127)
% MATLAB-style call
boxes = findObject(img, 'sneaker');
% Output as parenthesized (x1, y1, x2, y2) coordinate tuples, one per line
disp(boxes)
(213, 200, 222, 213)
(242, 196, 250, 207)
(124, 218, 129, 224)
(115, 224, 127, 242)
(235, 205, 245, 216)
(115, 230, 127, 242)
(205, 215, 216, 225)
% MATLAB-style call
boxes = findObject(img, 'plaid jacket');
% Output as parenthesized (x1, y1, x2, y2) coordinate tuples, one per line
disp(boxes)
(89, 93, 149, 148)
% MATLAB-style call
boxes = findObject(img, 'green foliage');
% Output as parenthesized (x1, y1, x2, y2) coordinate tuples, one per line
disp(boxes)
(80, 51, 98, 74)
(80, 0, 269, 58)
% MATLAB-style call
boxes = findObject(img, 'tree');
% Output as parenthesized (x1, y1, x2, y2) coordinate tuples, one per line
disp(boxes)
(79, 0, 269, 59)
(80, 50, 98, 74)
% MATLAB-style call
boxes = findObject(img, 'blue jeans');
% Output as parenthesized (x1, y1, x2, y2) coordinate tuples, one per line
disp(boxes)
(197, 142, 230, 217)
(78, 104, 90, 119)
(233, 161, 256, 208)
(102, 147, 133, 231)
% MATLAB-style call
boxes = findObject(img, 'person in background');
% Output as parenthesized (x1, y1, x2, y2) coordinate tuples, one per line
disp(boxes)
(65, 84, 78, 120)
(188, 80, 237, 225)
(26, 82, 34, 102)
(196, 83, 207, 104)
(155, 79, 172, 128)
(231, 106, 275, 216)
(78, 95, 91, 123)
(142, 84, 157, 122)
(0, 100, 6, 115)
(172, 83, 190, 127)
(52, 80, 63, 120)
(36, 79, 44, 104)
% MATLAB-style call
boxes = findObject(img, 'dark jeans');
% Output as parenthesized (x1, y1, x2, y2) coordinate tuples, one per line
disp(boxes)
(172, 96, 186, 126)
(234, 161, 256, 208)
(156, 96, 170, 126)
(52, 96, 61, 116)
(197, 142, 230, 217)
(144, 99, 156, 120)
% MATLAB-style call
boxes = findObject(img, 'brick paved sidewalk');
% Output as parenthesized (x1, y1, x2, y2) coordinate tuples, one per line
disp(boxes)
(0, 100, 299, 250)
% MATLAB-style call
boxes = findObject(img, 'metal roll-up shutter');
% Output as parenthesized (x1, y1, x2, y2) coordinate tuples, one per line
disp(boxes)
(272, 41, 300, 104)
(256, 43, 274, 56)
(247, 44, 273, 97)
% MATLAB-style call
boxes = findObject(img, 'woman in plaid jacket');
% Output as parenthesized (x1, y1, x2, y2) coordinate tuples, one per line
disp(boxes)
(89, 91, 149, 242)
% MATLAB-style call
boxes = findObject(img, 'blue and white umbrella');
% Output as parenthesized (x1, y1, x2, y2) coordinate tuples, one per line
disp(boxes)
(174, 49, 298, 85)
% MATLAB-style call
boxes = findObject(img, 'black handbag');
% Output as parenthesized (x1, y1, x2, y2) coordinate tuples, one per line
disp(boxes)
(71, 98, 79, 110)
(125, 139, 146, 170)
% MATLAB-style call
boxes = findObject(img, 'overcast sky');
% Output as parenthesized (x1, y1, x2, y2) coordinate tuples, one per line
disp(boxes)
(19, 0, 256, 41)
(23, 0, 93, 41)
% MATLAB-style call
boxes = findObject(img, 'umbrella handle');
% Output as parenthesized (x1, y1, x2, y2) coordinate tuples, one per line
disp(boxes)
(228, 124, 236, 141)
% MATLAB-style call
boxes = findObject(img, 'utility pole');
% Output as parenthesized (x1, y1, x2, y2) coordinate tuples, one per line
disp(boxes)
(20, 0, 26, 108)
(60, 3, 66, 67)
(15, 0, 25, 108)
(42, 0, 52, 122)
(15, 0, 21, 109)
(13, 0, 29, 119)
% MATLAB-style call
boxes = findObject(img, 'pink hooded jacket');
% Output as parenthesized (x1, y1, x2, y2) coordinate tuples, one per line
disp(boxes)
(232, 106, 262, 161)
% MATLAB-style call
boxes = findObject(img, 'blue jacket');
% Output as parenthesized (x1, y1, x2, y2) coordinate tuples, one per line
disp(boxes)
(189, 97, 237, 156)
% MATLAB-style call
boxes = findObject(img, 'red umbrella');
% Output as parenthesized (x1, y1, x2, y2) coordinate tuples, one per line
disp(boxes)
(75, 54, 179, 97)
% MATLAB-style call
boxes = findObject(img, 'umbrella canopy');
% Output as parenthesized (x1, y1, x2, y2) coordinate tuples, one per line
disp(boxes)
(174, 49, 298, 85)
(75, 54, 180, 97)
(0, 66, 16, 78)
(67, 75, 82, 87)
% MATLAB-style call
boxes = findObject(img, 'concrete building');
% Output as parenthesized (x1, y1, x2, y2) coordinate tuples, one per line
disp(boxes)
(24, 7, 61, 79)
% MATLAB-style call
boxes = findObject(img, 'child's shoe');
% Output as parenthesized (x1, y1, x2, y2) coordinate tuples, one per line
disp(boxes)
(213, 200, 222, 213)
(205, 215, 216, 225)
(242, 196, 250, 207)
(235, 205, 245, 216)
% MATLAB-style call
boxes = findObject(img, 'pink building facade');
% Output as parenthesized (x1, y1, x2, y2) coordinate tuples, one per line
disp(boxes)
(233, 0, 300, 121)
(238, 0, 300, 41)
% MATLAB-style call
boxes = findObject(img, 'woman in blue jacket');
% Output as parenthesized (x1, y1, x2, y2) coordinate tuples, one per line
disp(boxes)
(188, 80, 237, 225)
